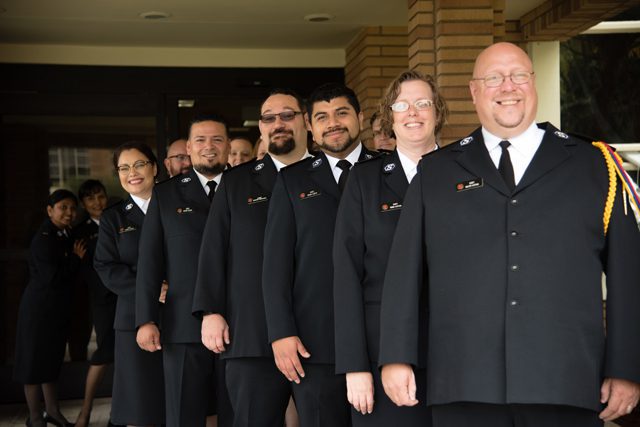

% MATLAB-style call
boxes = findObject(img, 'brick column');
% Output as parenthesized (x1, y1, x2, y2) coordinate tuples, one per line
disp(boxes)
(345, 26, 408, 148)
(434, 0, 497, 143)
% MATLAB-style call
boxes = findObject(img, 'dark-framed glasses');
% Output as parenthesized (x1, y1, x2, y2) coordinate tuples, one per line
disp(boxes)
(260, 111, 302, 124)
(472, 71, 534, 88)
(391, 99, 433, 113)
(167, 154, 190, 162)
(117, 160, 152, 175)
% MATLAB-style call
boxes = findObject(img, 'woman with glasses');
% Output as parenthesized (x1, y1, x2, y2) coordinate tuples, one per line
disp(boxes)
(14, 189, 86, 427)
(333, 70, 449, 426)
(94, 141, 165, 426)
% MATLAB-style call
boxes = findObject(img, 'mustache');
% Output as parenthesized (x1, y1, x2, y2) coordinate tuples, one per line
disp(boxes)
(322, 126, 348, 137)
(270, 127, 293, 138)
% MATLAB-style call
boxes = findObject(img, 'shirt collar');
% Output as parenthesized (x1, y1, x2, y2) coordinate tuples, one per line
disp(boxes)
(130, 194, 150, 214)
(482, 121, 543, 157)
(271, 149, 312, 172)
(325, 143, 363, 171)
(193, 167, 222, 191)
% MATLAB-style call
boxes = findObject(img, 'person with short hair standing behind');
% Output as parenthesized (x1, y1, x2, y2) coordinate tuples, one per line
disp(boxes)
(73, 179, 118, 427)
(95, 141, 165, 426)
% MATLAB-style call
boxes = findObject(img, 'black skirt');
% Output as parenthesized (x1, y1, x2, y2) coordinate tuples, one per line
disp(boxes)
(89, 300, 116, 365)
(111, 330, 165, 425)
(13, 287, 70, 384)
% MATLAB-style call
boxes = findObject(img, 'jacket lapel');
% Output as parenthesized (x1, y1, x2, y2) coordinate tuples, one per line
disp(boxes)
(181, 168, 210, 209)
(308, 152, 340, 201)
(514, 123, 574, 194)
(252, 154, 278, 194)
(453, 127, 512, 197)
(382, 150, 408, 200)
(122, 196, 145, 226)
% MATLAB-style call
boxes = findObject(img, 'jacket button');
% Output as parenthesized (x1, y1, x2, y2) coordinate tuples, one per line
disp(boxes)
(510, 231, 518, 237)
(510, 265, 519, 271)
(510, 300, 518, 306)
(510, 199, 518, 205)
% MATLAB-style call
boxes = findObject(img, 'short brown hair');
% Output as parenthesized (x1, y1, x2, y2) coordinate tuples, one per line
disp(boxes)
(379, 70, 449, 140)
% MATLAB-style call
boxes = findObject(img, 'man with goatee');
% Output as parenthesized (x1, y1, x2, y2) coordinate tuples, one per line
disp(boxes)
(136, 115, 231, 427)
(193, 89, 311, 427)
(262, 83, 376, 426)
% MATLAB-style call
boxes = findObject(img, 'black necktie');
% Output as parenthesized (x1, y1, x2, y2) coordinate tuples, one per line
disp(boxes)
(206, 180, 217, 202)
(498, 140, 515, 192)
(337, 160, 352, 193)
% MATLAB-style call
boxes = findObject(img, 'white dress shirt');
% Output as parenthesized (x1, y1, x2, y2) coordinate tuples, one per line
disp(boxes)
(193, 168, 222, 197)
(482, 122, 545, 185)
(397, 145, 437, 183)
(131, 194, 150, 214)
(271, 149, 312, 172)
(325, 143, 363, 184)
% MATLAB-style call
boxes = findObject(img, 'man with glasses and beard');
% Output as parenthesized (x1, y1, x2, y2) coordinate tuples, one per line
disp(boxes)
(163, 138, 192, 178)
(193, 89, 311, 427)
(262, 83, 375, 426)
(136, 115, 231, 427)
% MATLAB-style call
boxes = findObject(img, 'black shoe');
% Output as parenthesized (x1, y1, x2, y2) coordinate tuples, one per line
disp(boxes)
(42, 412, 74, 427)
(26, 417, 46, 427)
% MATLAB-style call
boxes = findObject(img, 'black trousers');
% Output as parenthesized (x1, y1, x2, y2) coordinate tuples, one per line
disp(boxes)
(163, 343, 217, 427)
(226, 358, 290, 427)
(226, 359, 350, 427)
(431, 402, 603, 427)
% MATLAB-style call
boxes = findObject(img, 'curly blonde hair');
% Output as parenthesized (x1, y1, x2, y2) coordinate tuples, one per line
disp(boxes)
(378, 70, 449, 141)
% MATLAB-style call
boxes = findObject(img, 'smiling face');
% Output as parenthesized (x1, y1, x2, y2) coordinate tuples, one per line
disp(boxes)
(308, 96, 363, 156)
(258, 94, 307, 156)
(470, 42, 538, 139)
(117, 148, 157, 199)
(229, 138, 254, 167)
(187, 120, 230, 178)
(81, 189, 108, 220)
(372, 117, 396, 151)
(47, 198, 77, 229)
(392, 80, 437, 148)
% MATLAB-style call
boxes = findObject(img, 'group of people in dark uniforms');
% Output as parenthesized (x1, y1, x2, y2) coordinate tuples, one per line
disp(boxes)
(13, 41, 640, 427)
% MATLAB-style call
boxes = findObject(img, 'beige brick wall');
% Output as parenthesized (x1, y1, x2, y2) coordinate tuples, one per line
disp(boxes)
(345, 26, 409, 149)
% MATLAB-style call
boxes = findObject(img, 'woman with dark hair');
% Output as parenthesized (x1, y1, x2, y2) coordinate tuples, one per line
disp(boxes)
(72, 179, 118, 427)
(94, 141, 165, 426)
(14, 189, 86, 427)
(333, 70, 449, 426)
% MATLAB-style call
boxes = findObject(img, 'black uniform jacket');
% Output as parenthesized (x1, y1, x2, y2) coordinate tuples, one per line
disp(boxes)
(136, 168, 212, 343)
(379, 123, 640, 411)
(333, 150, 427, 374)
(74, 218, 117, 307)
(263, 147, 375, 364)
(94, 197, 145, 331)
(193, 154, 278, 359)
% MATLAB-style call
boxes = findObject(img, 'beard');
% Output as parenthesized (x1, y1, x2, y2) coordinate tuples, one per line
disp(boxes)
(319, 127, 358, 154)
(268, 132, 296, 155)
(194, 161, 225, 177)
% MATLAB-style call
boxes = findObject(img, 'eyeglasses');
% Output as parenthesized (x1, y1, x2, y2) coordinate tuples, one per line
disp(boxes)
(260, 111, 302, 124)
(117, 160, 152, 175)
(471, 71, 534, 88)
(390, 99, 433, 113)
(167, 154, 190, 162)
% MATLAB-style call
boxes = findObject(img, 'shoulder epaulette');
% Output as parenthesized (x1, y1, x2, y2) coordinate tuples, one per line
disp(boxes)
(592, 141, 640, 234)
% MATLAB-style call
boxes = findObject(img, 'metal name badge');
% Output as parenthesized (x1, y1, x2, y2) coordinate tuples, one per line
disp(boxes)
(554, 131, 569, 139)
(181, 177, 192, 183)
(176, 207, 194, 214)
(248, 195, 269, 205)
(118, 226, 137, 234)
(125, 203, 133, 211)
(254, 163, 264, 171)
(383, 163, 396, 173)
(459, 136, 474, 146)
(299, 190, 321, 200)
(312, 158, 322, 168)
(456, 178, 484, 192)
(380, 201, 402, 212)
